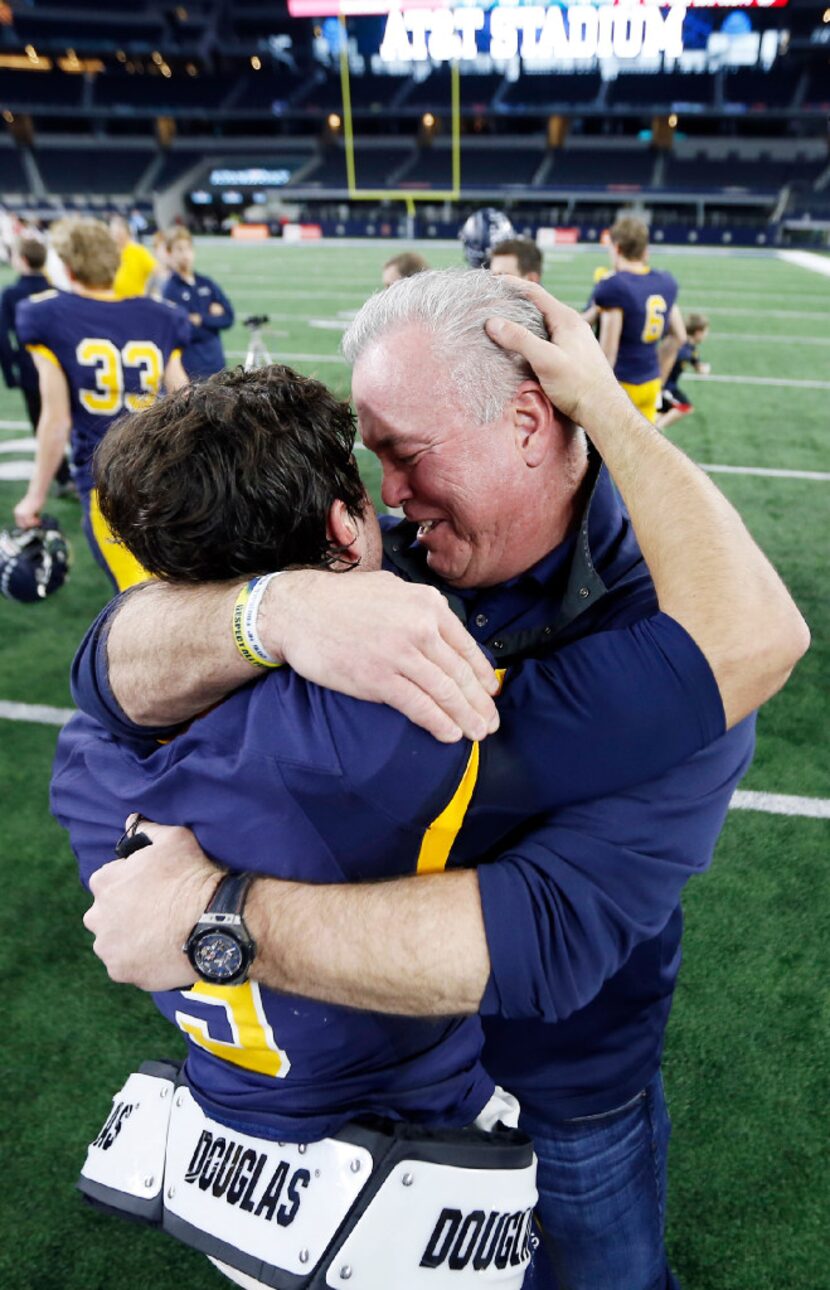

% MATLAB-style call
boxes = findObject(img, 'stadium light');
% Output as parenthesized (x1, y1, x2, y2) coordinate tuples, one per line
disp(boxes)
(3, 109, 14, 124)
(25, 44, 38, 62)
(152, 51, 163, 66)
(251, 55, 262, 69)
(669, 113, 678, 128)
(422, 112, 436, 128)
(328, 112, 342, 129)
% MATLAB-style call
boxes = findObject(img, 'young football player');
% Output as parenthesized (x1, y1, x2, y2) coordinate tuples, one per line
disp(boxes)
(657, 312, 711, 431)
(13, 217, 189, 591)
(488, 237, 543, 283)
(593, 216, 686, 424)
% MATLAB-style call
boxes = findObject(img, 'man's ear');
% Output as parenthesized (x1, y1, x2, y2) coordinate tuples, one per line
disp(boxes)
(512, 381, 557, 468)
(326, 499, 361, 562)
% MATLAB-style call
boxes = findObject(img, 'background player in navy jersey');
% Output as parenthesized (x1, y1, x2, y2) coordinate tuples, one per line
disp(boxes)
(163, 226, 234, 379)
(593, 215, 686, 424)
(488, 238, 543, 283)
(74, 273, 808, 1290)
(0, 234, 73, 492)
(657, 312, 711, 431)
(12, 217, 189, 592)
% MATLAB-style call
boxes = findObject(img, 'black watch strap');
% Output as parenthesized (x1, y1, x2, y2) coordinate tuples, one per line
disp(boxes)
(207, 871, 255, 917)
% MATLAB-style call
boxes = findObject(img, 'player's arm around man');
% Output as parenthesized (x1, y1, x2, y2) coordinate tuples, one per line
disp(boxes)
(82, 284, 809, 998)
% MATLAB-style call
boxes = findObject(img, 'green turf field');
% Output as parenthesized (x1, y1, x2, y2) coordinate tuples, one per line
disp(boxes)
(0, 240, 827, 1289)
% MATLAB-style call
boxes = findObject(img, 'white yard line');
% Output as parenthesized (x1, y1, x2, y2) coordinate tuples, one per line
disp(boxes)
(709, 334, 830, 346)
(0, 419, 29, 430)
(686, 372, 830, 390)
(0, 461, 33, 480)
(0, 700, 74, 726)
(684, 306, 829, 321)
(777, 250, 830, 279)
(0, 437, 36, 453)
(226, 350, 346, 364)
(730, 790, 830, 820)
(700, 463, 830, 481)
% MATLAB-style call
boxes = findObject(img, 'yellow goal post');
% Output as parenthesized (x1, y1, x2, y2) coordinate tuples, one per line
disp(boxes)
(338, 13, 461, 215)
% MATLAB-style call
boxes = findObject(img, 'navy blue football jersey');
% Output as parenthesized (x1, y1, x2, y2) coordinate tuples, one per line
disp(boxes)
(16, 289, 190, 493)
(593, 268, 678, 384)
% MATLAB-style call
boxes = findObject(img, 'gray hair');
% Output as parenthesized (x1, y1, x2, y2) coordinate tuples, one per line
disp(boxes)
(342, 267, 548, 424)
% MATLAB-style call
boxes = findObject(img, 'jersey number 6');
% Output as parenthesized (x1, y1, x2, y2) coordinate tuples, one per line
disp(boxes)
(641, 295, 668, 345)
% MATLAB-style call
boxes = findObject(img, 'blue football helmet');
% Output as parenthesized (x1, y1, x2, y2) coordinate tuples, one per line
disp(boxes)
(0, 515, 70, 603)
(459, 208, 516, 268)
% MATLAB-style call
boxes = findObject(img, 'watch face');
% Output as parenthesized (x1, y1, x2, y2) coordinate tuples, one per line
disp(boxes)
(192, 931, 245, 982)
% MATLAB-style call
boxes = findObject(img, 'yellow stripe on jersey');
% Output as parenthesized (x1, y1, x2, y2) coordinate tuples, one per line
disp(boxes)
(620, 377, 662, 425)
(26, 343, 60, 368)
(417, 742, 480, 875)
(88, 488, 153, 591)
(28, 289, 59, 304)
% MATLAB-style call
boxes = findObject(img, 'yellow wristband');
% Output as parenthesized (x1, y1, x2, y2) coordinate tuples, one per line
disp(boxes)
(232, 578, 282, 669)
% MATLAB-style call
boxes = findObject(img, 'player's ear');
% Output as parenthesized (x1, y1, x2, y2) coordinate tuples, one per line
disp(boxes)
(326, 500, 361, 562)
(512, 381, 556, 468)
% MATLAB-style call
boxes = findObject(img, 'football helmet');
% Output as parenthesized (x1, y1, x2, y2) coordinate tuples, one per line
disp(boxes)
(459, 208, 516, 269)
(0, 515, 70, 603)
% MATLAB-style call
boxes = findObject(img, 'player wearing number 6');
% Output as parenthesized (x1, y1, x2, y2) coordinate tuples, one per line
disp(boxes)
(593, 215, 684, 424)
(13, 218, 190, 591)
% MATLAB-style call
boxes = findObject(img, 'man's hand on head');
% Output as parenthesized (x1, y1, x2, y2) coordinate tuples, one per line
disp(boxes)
(486, 281, 630, 435)
(83, 818, 218, 990)
(259, 569, 500, 744)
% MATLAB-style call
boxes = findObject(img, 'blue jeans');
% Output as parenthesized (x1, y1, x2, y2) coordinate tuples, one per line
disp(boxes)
(522, 1073, 680, 1290)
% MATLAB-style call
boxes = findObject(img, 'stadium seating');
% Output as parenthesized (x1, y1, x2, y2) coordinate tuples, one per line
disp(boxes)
(664, 153, 826, 193)
(607, 73, 713, 109)
(724, 69, 802, 110)
(0, 71, 86, 110)
(35, 147, 156, 196)
(501, 73, 601, 110)
(549, 148, 657, 188)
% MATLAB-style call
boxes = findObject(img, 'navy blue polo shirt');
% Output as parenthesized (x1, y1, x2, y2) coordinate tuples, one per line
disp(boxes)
(383, 460, 756, 1120)
(163, 270, 234, 379)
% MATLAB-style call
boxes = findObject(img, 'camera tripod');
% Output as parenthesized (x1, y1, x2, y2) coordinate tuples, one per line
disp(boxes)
(243, 314, 273, 370)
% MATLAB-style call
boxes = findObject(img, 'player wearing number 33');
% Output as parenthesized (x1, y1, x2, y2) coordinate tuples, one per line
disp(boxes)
(593, 215, 684, 424)
(13, 218, 190, 591)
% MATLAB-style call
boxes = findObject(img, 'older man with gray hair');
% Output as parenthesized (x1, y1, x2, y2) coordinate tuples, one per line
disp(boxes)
(74, 270, 807, 1290)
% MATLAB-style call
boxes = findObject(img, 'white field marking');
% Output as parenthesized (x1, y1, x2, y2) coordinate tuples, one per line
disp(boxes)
(686, 372, 830, 390)
(778, 250, 830, 279)
(684, 306, 829, 321)
(309, 318, 349, 331)
(0, 700, 74, 726)
(709, 334, 830, 346)
(226, 350, 347, 365)
(0, 461, 33, 480)
(0, 437, 35, 453)
(730, 790, 830, 819)
(0, 419, 28, 430)
(701, 463, 830, 481)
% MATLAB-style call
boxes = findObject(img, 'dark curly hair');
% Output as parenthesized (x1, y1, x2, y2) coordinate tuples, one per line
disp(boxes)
(93, 364, 367, 583)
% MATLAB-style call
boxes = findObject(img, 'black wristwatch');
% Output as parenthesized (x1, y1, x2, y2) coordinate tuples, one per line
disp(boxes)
(184, 872, 257, 986)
